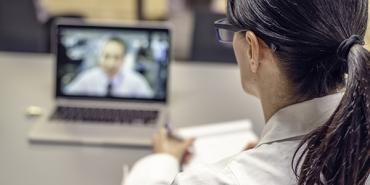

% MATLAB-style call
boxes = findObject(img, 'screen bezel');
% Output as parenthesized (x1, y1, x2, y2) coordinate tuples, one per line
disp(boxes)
(53, 21, 171, 104)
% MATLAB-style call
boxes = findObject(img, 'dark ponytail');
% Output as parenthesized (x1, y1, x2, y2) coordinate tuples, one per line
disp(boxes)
(293, 43, 370, 185)
(227, 0, 370, 184)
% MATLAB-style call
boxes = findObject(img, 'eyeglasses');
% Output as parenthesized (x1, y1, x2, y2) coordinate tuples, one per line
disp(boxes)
(214, 18, 278, 51)
(214, 18, 246, 44)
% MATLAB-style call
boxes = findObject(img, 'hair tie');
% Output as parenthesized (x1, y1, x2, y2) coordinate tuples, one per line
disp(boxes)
(337, 35, 364, 61)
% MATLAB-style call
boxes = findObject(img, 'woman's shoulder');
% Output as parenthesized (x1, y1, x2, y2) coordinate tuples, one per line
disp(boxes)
(173, 140, 300, 185)
(173, 156, 237, 185)
(230, 140, 300, 185)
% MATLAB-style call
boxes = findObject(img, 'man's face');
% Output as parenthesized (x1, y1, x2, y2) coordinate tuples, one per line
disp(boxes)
(100, 40, 125, 77)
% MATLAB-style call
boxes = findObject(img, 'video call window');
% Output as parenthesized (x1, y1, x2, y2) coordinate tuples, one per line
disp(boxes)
(56, 27, 170, 101)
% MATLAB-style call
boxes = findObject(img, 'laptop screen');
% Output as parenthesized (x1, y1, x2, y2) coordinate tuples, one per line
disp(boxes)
(55, 23, 170, 103)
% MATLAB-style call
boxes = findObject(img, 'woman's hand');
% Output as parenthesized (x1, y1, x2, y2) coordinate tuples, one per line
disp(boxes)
(153, 128, 195, 163)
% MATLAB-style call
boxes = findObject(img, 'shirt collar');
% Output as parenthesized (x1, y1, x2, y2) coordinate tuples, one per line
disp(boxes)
(97, 68, 124, 86)
(257, 92, 344, 147)
(111, 72, 124, 86)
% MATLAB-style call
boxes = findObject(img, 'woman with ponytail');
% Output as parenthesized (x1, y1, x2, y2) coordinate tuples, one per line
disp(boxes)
(124, 0, 370, 184)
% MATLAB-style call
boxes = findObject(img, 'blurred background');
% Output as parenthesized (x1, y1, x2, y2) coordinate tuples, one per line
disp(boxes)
(1, 0, 369, 62)
(0, 0, 369, 63)
(0, 0, 238, 63)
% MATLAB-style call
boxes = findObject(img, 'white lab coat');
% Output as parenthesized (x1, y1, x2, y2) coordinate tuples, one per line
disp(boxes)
(123, 93, 369, 185)
(65, 67, 153, 98)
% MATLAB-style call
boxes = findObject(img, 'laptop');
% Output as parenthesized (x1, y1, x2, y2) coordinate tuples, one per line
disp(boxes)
(29, 20, 171, 146)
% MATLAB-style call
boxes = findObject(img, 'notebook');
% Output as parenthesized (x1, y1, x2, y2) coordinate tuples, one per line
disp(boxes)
(176, 119, 259, 169)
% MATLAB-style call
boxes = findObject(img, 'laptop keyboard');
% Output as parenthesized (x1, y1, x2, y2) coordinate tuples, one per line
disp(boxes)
(50, 106, 159, 125)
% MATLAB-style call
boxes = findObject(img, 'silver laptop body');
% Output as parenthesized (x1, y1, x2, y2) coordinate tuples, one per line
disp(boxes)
(29, 20, 171, 146)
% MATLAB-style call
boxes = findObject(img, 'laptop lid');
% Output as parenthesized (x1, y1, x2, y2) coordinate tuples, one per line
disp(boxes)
(54, 20, 171, 103)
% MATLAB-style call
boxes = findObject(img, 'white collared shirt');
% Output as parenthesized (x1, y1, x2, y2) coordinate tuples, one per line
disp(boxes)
(123, 93, 368, 185)
(65, 67, 153, 98)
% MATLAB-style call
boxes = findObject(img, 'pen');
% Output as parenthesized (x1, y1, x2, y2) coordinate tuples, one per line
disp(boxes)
(164, 121, 183, 141)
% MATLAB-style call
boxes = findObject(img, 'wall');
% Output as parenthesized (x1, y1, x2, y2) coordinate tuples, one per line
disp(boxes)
(365, 0, 370, 50)
(40, 0, 169, 21)
(40, 0, 136, 20)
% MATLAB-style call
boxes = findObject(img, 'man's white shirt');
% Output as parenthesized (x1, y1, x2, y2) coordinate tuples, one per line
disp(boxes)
(65, 68, 153, 98)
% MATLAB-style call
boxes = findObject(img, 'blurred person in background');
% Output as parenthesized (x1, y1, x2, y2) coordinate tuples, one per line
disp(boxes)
(169, 0, 213, 60)
(170, 0, 235, 62)
(65, 37, 153, 98)
(123, 0, 370, 184)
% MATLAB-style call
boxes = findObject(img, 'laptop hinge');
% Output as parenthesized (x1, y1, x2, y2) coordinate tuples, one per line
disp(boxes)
(55, 98, 166, 110)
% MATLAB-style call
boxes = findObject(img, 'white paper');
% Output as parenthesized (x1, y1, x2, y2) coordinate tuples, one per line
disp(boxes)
(176, 119, 259, 169)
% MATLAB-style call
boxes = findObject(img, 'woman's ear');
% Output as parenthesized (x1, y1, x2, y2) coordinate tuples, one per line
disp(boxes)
(245, 31, 261, 73)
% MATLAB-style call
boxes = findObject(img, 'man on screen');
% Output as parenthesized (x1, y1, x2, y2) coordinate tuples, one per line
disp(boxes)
(65, 37, 154, 98)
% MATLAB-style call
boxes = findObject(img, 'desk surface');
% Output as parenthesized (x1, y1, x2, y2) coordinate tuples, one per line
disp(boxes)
(0, 52, 264, 185)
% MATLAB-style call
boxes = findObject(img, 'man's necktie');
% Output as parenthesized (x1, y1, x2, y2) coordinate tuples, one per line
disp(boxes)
(106, 82, 113, 97)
